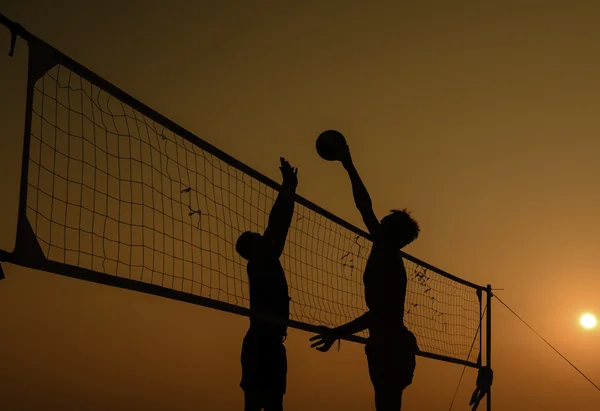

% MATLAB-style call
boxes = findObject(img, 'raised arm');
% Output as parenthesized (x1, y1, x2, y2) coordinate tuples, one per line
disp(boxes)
(262, 158, 298, 258)
(339, 146, 380, 236)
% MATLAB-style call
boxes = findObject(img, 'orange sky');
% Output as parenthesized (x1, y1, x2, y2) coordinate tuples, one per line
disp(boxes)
(1, 1, 600, 410)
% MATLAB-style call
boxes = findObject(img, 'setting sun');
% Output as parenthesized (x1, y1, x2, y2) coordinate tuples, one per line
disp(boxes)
(580, 313, 597, 330)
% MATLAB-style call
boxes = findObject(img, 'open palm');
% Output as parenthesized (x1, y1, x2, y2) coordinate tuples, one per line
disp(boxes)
(309, 327, 337, 352)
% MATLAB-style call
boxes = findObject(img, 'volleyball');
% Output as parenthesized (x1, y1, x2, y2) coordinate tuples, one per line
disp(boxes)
(316, 130, 347, 161)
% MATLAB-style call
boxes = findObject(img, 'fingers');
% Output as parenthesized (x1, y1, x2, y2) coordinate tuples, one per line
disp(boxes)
(280, 157, 295, 170)
(310, 334, 326, 348)
(279, 158, 289, 171)
(310, 337, 324, 347)
(309, 331, 335, 352)
(279, 158, 298, 184)
(311, 342, 333, 352)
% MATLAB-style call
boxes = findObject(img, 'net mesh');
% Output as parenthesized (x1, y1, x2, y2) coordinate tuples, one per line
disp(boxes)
(23, 63, 481, 364)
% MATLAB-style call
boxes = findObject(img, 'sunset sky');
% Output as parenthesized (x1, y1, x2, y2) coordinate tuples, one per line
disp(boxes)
(1, 1, 600, 410)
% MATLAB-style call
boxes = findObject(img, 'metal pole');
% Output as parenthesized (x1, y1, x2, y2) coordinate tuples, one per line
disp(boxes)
(486, 284, 492, 410)
(479, 289, 483, 367)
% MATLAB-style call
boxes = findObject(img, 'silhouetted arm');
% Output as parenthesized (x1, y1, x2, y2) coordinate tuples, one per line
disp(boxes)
(310, 311, 371, 352)
(342, 156, 380, 236)
(262, 185, 295, 258)
(262, 158, 298, 258)
(332, 311, 371, 337)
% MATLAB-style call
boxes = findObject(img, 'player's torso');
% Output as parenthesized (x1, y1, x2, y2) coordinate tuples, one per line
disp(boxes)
(363, 242, 407, 323)
(247, 257, 290, 334)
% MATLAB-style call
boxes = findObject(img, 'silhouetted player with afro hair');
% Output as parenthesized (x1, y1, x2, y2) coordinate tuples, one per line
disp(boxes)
(236, 157, 298, 411)
(310, 144, 420, 411)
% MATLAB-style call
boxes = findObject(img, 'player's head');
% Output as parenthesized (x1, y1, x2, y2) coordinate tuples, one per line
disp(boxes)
(236, 231, 263, 260)
(380, 209, 420, 249)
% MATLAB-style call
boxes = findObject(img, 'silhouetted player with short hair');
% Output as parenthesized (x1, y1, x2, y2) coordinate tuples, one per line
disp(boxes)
(236, 157, 298, 411)
(310, 144, 419, 411)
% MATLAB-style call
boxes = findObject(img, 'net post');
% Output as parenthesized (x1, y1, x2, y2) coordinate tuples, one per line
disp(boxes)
(477, 288, 483, 367)
(12, 36, 58, 259)
(486, 284, 492, 410)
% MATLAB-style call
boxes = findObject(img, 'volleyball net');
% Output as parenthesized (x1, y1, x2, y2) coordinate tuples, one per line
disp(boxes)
(0, 16, 489, 369)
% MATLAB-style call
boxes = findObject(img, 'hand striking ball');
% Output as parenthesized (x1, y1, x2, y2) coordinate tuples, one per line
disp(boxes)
(316, 130, 347, 161)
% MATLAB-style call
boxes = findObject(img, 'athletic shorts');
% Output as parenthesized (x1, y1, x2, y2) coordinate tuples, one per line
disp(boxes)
(365, 326, 418, 389)
(240, 328, 287, 395)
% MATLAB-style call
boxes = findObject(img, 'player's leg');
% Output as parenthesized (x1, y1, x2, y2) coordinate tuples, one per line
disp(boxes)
(263, 393, 284, 411)
(367, 353, 402, 411)
(366, 337, 414, 411)
(244, 390, 264, 411)
(374, 384, 402, 411)
(373, 351, 415, 410)
(264, 340, 286, 411)
(241, 330, 263, 410)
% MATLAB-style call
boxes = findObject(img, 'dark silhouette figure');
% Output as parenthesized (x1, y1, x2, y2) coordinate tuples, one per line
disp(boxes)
(236, 157, 298, 411)
(309, 144, 420, 411)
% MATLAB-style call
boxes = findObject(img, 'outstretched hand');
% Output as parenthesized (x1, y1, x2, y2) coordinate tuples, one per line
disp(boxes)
(309, 326, 339, 353)
(279, 157, 298, 191)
